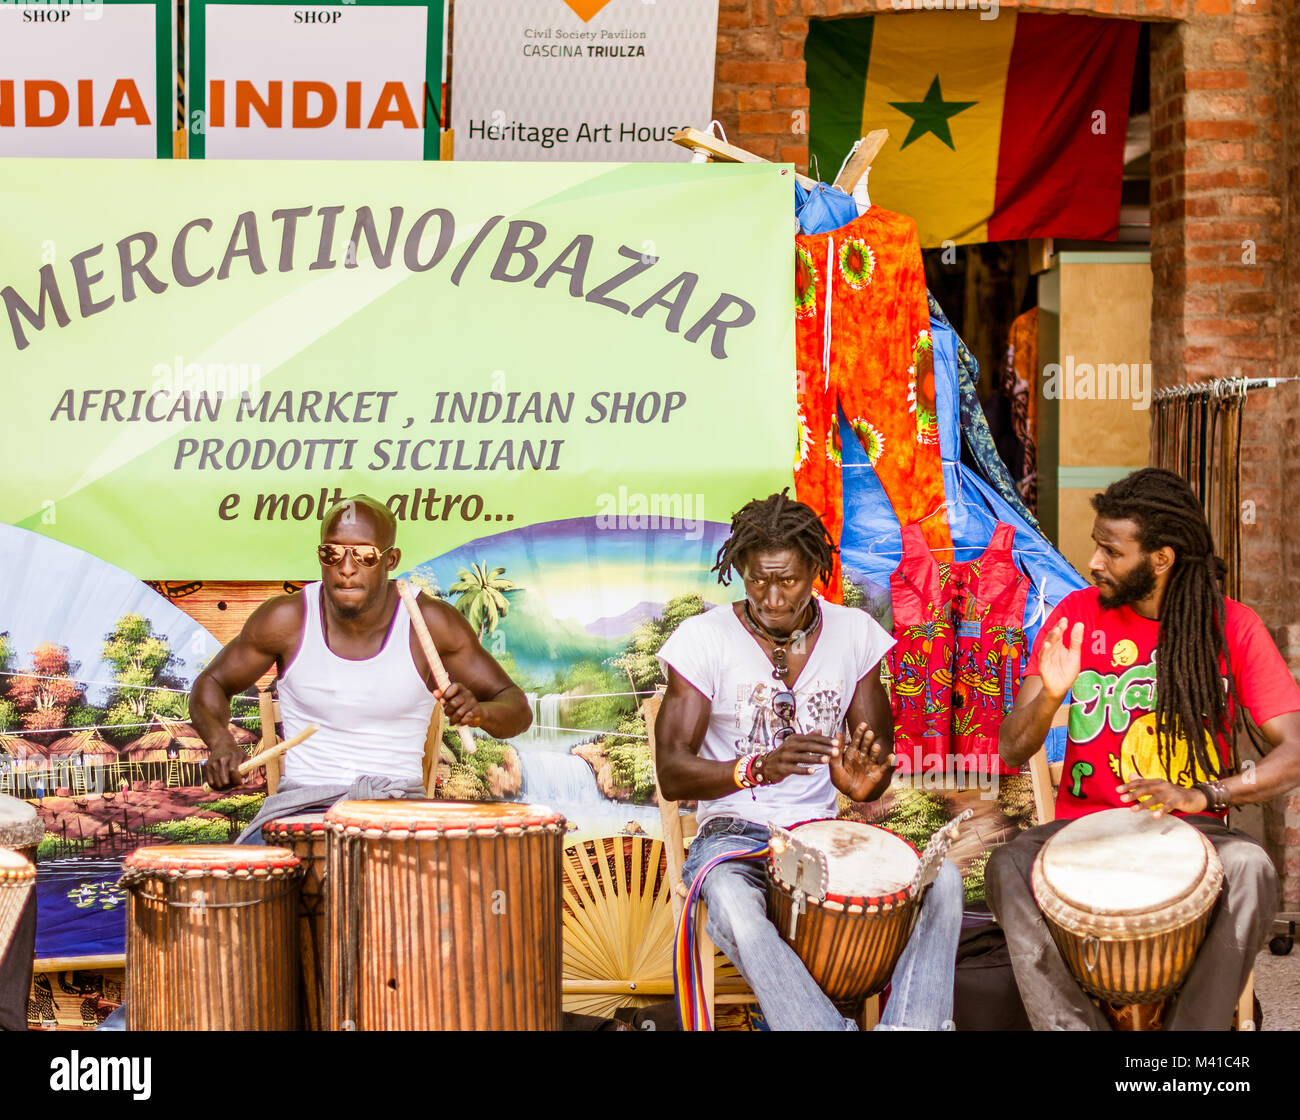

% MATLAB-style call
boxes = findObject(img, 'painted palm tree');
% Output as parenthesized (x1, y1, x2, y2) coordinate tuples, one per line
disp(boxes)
(989, 625, 1028, 714)
(449, 563, 517, 638)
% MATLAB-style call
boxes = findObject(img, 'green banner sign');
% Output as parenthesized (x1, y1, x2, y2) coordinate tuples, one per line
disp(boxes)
(0, 159, 794, 577)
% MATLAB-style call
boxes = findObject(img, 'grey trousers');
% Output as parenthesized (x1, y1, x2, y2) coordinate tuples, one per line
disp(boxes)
(985, 815, 1277, 1031)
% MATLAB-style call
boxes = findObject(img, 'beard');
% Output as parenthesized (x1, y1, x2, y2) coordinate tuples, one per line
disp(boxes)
(1095, 556, 1157, 609)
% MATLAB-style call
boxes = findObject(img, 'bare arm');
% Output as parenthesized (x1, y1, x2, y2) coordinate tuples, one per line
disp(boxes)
(999, 619, 1082, 769)
(195, 595, 303, 789)
(413, 597, 532, 739)
(1121, 711, 1300, 816)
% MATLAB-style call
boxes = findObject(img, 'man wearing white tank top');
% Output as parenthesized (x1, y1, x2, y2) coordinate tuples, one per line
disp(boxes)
(655, 493, 963, 1031)
(196, 495, 533, 836)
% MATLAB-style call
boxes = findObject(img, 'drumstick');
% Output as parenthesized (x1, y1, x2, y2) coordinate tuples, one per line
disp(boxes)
(396, 579, 477, 756)
(201, 723, 319, 792)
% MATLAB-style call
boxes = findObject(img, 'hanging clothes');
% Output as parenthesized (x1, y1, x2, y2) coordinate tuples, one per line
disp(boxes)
(947, 522, 1030, 776)
(888, 522, 954, 771)
(1006, 308, 1039, 512)
(927, 294, 1040, 533)
(887, 521, 1029, 778)
(794, 207, 952, 600)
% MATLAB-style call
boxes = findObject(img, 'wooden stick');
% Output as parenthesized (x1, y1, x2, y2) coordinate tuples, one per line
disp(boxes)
(396, 579, 477, 755)
(670, 126, 819, 189)
(832, 129, 889, 194)
(201, 724, 318, 792)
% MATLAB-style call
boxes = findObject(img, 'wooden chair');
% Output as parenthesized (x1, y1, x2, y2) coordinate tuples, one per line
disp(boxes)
(256, 688, 445, 797)
(644, 690, 759, 1027)
(1025, 745, 1255, 1030)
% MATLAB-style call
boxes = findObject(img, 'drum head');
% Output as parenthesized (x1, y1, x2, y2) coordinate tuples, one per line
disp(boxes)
(787, 820, 918, 902)
(325, 799, 565, 834)
(1040, 809, 1207, 916)
(122, 844, 301, 876)
(0, 792, 43, 850)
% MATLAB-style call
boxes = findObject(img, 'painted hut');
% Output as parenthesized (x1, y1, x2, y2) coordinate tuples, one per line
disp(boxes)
(0, 734, 52, 798)
(45, 729, 122, 795)
(123, 717, 255, 787)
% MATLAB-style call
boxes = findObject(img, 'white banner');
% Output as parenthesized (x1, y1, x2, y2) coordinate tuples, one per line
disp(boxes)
(190, 0, 445, 159)
(0, 0, 171, 158)
(451, 0, 719, 162)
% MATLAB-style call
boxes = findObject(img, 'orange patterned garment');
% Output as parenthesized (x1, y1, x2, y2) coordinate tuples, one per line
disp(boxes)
(793, 208, 952, 600)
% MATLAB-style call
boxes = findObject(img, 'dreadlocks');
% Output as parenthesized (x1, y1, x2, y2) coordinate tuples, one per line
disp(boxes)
(712, 489, 836, 586)
(1092, 468, 1237, 780)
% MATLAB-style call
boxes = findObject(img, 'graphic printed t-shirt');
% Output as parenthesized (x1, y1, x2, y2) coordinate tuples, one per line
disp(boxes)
(657, 600, 895, 830)
(1026, 586, 1300, 820)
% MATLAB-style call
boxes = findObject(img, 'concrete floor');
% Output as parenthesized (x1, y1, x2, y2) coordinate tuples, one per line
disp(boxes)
(1256, 944, 1300, 1031)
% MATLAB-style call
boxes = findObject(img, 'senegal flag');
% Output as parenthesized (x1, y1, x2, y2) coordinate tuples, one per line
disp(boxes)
(807, 12, 1139, 247)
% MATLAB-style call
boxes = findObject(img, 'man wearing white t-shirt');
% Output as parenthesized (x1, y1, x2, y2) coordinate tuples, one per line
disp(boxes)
(655, 492, 962, 1031)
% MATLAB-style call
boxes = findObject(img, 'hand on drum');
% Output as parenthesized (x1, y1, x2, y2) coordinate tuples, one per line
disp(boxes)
(1117, 778, 1209, 818)
(436, 682, 483, 728)
(831, 722, 894, 802)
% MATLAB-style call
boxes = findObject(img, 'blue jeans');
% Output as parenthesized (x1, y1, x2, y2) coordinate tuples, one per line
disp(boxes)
(682, 818, 961, 1031)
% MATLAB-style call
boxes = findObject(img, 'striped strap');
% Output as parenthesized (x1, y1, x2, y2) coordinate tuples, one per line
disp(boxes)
(673, 844, 770, 1032)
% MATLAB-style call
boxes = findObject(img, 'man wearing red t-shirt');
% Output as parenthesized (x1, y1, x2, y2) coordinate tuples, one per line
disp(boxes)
(988, 468, 1300, 1030)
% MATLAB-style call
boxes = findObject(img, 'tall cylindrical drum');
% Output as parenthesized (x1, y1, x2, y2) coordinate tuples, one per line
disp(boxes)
(262, 813, 330, 1030)
(120, 844, 304, 1030)
(324, 800, 566, 1031)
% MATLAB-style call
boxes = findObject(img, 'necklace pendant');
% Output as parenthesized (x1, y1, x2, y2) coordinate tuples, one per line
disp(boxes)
(772, 666, 787, 681)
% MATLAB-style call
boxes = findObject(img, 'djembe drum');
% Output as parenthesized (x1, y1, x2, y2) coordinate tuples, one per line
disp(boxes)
(1031, 808, 1224, 1030)
(0, 850, 36, 964)
(324, 800, 566, 1031)
(766, 819, 929, 1008)
(0, 794, 43, 995)
(0, 793, 43, 864)
(262, 813, 329, 1030)
(120, 845, 305, 1030)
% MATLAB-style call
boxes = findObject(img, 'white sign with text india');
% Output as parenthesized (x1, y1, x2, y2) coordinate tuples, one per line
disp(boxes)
(451, 0, 719, 161)
(0, 0, 169, 157)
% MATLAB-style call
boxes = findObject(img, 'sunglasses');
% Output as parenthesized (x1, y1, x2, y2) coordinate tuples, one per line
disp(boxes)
(772, 689, 797, 744)
(317, 543, 394, 568)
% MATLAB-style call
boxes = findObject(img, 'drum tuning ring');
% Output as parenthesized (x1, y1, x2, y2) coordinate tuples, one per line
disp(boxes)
(342, 1019, 357, 1031)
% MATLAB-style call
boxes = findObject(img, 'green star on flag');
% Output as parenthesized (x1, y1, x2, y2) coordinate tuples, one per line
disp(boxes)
(889, 76, 976, 151)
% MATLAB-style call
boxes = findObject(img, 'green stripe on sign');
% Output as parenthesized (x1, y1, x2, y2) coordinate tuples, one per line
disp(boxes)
(1057, 466, 1146, 489)
(806, 17, 873, 188)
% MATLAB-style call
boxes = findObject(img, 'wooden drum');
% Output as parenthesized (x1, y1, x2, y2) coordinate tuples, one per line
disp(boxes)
(324, 800, 566, 1031)
(120, 844, 305, 1030)
(1032, 808, 1224, 1021)
(766, 819, 921, 1007)
(0, 792, 44, 864)
(261, 813, 329, 1030)
(0, 849, 36, 963)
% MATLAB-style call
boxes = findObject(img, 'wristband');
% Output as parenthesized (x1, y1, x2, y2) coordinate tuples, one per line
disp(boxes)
(1193, 779, 1232, 812)
(734, 756, 756, 790)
